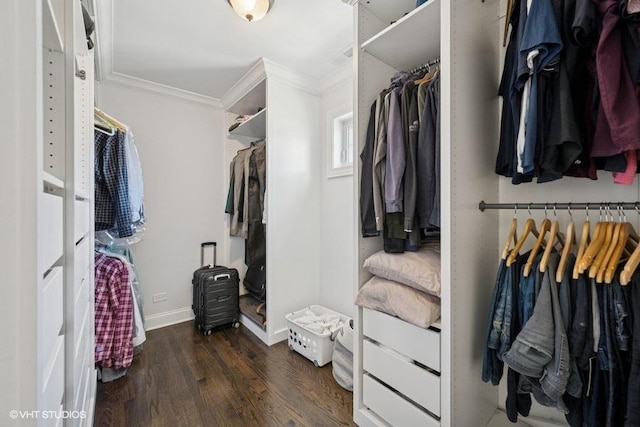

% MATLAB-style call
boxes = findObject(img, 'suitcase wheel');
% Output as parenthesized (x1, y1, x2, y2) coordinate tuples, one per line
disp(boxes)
(205, 329, 212, 336)
(233, 322, 240, 329)
(289, 344, 294, 351)
(313, 360, 319, 367)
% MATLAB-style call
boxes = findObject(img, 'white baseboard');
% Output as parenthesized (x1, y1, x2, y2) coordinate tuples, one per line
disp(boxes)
(145, 307, 194, 331)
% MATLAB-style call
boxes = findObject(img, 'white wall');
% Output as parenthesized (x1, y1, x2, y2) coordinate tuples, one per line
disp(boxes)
(318, 70, 355, 318)
(1, 0, 39, 416)
(95, 81, 226, 330)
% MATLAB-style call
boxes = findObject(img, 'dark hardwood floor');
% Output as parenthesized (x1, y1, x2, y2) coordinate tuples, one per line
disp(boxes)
(94, 321, 355, 427)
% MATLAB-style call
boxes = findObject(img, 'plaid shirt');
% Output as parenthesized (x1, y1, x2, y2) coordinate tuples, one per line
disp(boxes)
(95, 253, 134, 369)
(95, 130, 133, 238)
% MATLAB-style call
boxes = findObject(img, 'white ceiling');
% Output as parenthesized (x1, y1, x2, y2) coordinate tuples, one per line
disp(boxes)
(106, 0, 353, 100)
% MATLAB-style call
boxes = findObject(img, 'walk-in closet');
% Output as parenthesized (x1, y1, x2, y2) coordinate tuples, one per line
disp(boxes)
(3, 0, 640, 426)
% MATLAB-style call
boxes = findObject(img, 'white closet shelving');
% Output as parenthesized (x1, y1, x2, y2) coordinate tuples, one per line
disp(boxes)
(353, 0, 502, 426)
(223, 58, 322, 346)
(229, 108, 267, 139)
(36, 0, 97, 425)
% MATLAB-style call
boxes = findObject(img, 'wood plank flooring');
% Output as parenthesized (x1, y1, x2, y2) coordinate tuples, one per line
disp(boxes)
(94, 321, 355, 426)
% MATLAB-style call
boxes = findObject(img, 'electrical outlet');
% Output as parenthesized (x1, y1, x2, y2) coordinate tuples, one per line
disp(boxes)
(152, 292, 167, 303)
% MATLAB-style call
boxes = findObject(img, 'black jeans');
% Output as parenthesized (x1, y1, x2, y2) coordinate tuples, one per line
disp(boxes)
(626, 270, 640, 426)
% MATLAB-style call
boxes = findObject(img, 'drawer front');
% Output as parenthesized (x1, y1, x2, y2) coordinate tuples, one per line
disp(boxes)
(363, 374, 440, 427)
(39, 267, 64, 372)
(364, 340, 440, 416)
(40, 192, 63, 276)
(75, 266, 91, 324)
(363, 308, 440, 371)
(75, 306, 90, 367)
(74, 199, 91, 243)
(74, 237, 91, 300)
(74, 353, 89, 412)
(41, 336, 64, 414)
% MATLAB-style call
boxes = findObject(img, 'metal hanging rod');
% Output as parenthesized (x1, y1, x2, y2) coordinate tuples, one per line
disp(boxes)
(478, 201, 640, 212)
(409, 57, 441, 74)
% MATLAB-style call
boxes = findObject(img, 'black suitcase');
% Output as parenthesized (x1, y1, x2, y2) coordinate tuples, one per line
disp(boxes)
(192, 242, 240, 335)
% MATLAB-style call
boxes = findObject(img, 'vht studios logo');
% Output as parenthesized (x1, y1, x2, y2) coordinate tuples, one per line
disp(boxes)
(9, 410, 87, 420)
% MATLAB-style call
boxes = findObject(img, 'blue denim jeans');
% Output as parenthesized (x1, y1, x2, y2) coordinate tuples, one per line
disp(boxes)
(503, 253, 570, 412)
(483, 259, 508, 385)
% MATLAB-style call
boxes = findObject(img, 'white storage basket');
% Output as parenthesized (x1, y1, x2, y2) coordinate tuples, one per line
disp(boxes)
(285, 305, 350, 367)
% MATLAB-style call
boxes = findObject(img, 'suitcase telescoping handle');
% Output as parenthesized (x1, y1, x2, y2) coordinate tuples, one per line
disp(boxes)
(201, 242, 217, 267)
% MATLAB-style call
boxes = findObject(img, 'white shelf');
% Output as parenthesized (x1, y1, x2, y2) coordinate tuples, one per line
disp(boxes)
(229, 109, 266, 139)
(43, 0, 64, 53)
(361, 0, 441, 71)
(361, 0, 418, 25)
(227, 79, 266, 116)
(43, 171, 64, 190)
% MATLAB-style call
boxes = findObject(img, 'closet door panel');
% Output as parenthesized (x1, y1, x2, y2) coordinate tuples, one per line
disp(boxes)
(39, 267, 64, 372)
(363, 308, 440, 371)
(363, 374, 440, 427)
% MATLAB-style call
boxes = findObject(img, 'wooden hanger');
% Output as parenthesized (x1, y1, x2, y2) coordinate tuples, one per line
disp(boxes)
(413, 66, 439, 86)
(501, 207, 518, 260)
(605, 217, 638, 284)
(94, 107, 126, 132)
(620, 205, 640, 285)
(588, 207, 615, 279)
(539, 205, 566, 275)
(578, 206, 607, 273)
(539, 217, 562, 274)
(573, 207, 591, 279)
(523, 214, 551, 277)
(596, 219, 622, 283)
(506, 205, 541, 267)
(94, 113, 115, 136)
(557, 206, 576, 282)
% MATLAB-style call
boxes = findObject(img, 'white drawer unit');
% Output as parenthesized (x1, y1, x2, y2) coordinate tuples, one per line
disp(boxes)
(363, 340, 441, 417)
(363, 308, 441, 372)
(41, 336, 64, 415)
(40, 192, 64, 276)
(39, 267, 64, 372)
(363, 374, 440, 427)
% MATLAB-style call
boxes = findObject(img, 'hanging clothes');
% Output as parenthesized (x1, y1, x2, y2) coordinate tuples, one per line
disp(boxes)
(482, 215, 640, 426)
(95, 130, 132, 238)
(95, 253, 134, 371)
(359, 63, 441, 253)
(94, 112, 146, 243)
(226, 140, 266, 266)
(496, 0, 640, 185)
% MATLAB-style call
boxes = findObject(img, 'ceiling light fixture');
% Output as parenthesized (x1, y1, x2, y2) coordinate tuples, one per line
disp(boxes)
(227, 0, 273, 22)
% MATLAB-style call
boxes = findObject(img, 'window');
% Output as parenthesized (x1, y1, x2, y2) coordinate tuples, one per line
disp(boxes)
(328, 110, 354, 177)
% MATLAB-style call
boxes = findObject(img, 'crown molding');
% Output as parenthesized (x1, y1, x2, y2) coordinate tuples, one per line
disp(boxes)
(221, 60, 267, 110)
(102, 72, 223, 107)
(221, 57, 322, 111)
(262, 58, 321, 97)
(319, 60, 354, 94)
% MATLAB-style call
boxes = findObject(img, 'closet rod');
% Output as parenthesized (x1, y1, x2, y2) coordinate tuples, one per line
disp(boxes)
(478, 201, 640, 212)
(409, 57, 440, 74)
